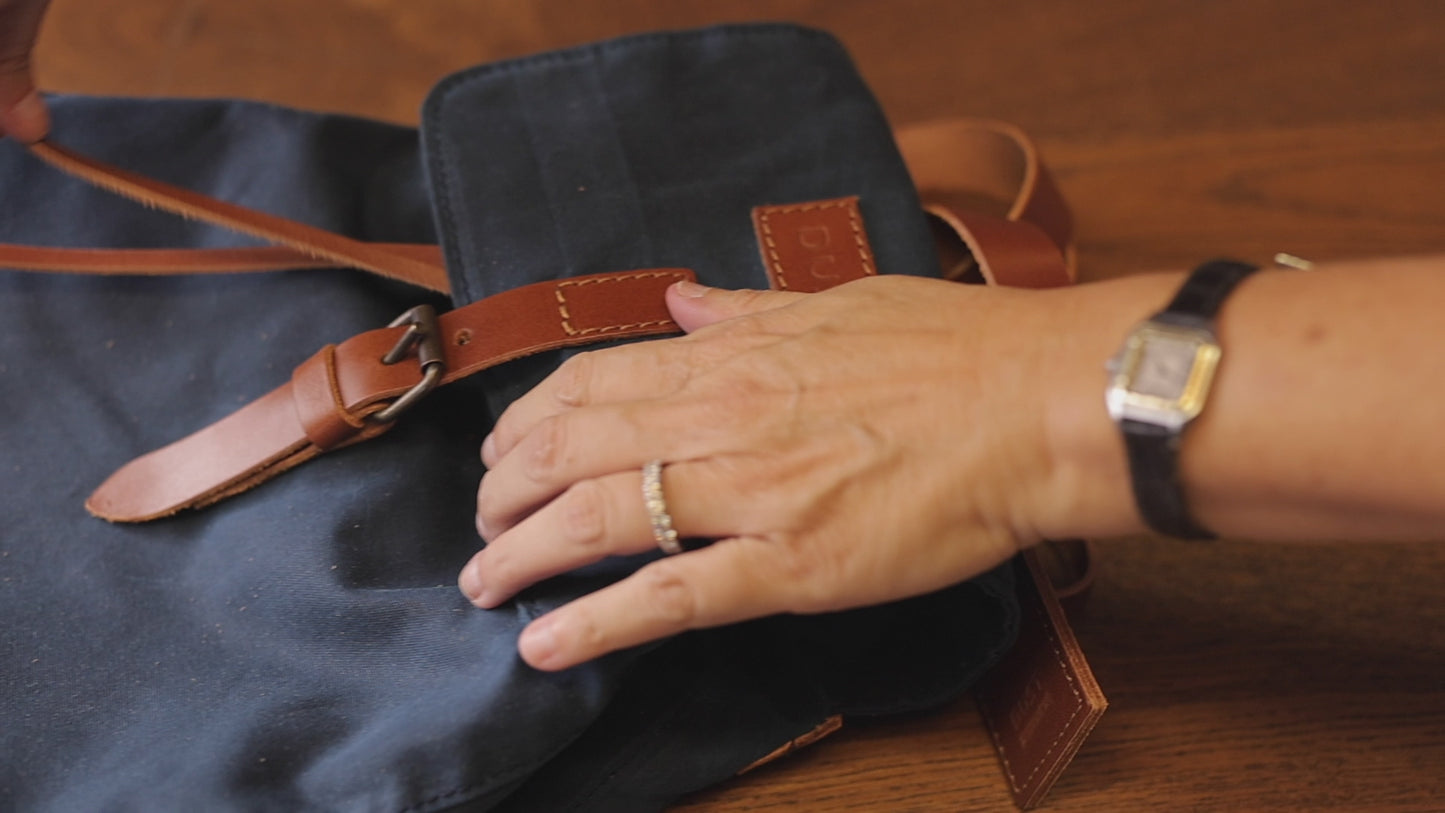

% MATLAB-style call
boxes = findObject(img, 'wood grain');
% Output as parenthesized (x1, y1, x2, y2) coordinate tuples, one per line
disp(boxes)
(28, 2, 1445, 809)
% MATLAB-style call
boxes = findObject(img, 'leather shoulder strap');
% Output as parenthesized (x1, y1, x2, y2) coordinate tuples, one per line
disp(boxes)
(6, 141, 452, 294)
(896, 119, 1076, 289)
(2, 120, 1071, 295)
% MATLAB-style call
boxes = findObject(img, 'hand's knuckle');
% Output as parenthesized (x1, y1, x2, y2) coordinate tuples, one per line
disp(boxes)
(720, 312, 768, 340)
(639, 563, 698, 626)
(476, 549, 513, 592)
(653, 351, 696, 395)
(475, 474, 506, 528)
(488, 413, 515, 457)
(559, 480, 608, 551)
(768, 535, 842, 612)
(524, 415, 566, 481)
(553, 352, 594, 407)
(569, 612, 607, 652)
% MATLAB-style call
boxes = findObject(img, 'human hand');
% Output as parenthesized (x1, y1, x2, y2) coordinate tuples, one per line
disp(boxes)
(461, 275, 1132, 671)
(0, 0, 51, 142)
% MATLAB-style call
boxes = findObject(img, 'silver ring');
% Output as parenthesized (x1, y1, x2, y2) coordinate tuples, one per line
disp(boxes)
(641, 459, 682, 555)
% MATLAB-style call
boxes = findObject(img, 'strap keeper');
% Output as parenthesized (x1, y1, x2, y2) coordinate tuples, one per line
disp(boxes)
(291, 344, 367, 450)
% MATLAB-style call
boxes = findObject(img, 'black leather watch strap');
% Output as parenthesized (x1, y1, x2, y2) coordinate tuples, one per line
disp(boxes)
(1121, 419, 1217, 540)
(1162, 259, 1259, 320)
(1116, 258, 1259, 540)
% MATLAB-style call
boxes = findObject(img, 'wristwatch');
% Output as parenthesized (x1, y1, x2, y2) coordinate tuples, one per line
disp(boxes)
(1105, 259, 1259, 539)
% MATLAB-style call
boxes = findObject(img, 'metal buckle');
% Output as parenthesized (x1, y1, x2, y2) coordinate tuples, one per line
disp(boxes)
(369, 304, 446, 424)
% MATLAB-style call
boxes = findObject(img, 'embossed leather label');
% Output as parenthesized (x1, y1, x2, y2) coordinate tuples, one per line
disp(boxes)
(752, 196, 877, 292)
(975, 549, 1107, 809)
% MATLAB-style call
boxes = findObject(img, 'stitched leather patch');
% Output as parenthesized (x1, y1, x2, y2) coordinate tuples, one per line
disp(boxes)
(551, 270, 690, 338)
(752, 196, 877, 292)
(975, 550, 1107, 809)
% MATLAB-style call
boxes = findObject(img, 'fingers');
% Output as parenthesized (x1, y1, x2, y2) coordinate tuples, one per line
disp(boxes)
(481, 342, 694, 468)
(0, 0, 52, 142)
(0, 89, 47, 142)
(477, 401, 657, 539)
(482, 283, 812, 469)
(464, 461, 733, 607)
(666, 280, 807, 333)
(514, 536, 793, 671)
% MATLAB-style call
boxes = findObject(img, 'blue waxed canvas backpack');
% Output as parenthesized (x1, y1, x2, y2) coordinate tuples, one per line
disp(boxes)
(0, 24, 1096, 812)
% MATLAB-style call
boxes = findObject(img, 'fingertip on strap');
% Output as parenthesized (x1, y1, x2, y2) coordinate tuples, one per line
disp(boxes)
(1, 91, 50, 144)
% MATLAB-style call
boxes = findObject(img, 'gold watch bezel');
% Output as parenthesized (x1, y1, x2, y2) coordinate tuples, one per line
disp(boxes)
(1105, 322, 1221, 430)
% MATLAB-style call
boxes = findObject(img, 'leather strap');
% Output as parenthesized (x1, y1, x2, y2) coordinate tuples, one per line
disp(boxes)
(87, 268, 692, 522)
(0, 242, 445, 279)
(974, 549, 1107, 810)
(15, 141, 453, 294)
(1121, 259, 1259, 540)
(896, 119, 1075, 288)
(0, 120, 1068, 295)
(1161, 258, 1259, 320)
(1120, 418, 1216, 540)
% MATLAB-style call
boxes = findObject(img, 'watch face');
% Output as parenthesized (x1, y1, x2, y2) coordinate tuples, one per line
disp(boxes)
(1132, 334, 1199, 400)
(1107, 321, 1222, 429)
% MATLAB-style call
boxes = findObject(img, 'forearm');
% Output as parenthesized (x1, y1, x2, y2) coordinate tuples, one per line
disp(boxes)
(1042, 255, 1445, 542)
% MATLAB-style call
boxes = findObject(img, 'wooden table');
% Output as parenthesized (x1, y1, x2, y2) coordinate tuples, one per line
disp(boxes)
(35, 1, 1445, 808)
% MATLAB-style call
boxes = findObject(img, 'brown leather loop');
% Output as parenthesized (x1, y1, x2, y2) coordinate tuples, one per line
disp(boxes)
(896, 119, 1075, 289)
(932, 209, 1072, 289)
(291, 345, 368, 450)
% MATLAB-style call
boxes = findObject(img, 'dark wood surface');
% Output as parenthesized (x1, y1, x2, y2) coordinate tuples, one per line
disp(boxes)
(33, 2, 1445, 809)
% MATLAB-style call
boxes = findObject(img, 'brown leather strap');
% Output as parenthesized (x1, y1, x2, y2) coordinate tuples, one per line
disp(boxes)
(975, 549, 1107, 810)
(2, 121, 1067, 297)
(895, 119, 1076, 289)
(17, 141, 453, 294)
(0, 243, 446, 279)
(88, 268, 692, 522)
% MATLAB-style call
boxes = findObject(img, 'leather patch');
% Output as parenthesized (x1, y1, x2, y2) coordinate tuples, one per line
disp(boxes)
(752, 196, 877, 292)
(551, 270, 689, 338)
(975, 549, 1107, 809)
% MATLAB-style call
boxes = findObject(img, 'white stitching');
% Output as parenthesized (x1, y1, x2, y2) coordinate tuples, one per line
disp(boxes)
(983, 597, 1085, 796)
(755, 198, 876, 291)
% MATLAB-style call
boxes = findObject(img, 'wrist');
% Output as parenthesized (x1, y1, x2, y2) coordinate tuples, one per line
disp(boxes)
(1035, 272, 1192, 540)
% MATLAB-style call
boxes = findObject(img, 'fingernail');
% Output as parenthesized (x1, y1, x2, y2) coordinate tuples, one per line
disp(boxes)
(480, 433, 497, 465)
(458, 558, 484, 602)
(519, 617, 559, 666)
(674, 280, 709, 299)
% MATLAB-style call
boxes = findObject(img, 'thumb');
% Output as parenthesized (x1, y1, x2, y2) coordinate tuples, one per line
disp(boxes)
(666, 280, 808, 332)
(0, 0, 52, 143)
(0, 90, 49, 143)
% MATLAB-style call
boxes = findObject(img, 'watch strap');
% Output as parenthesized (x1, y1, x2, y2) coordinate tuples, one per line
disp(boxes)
(1120, 258, 1259, 540)
(1121, 418, 1217, 540)
(1162, 258, 1259, 319)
